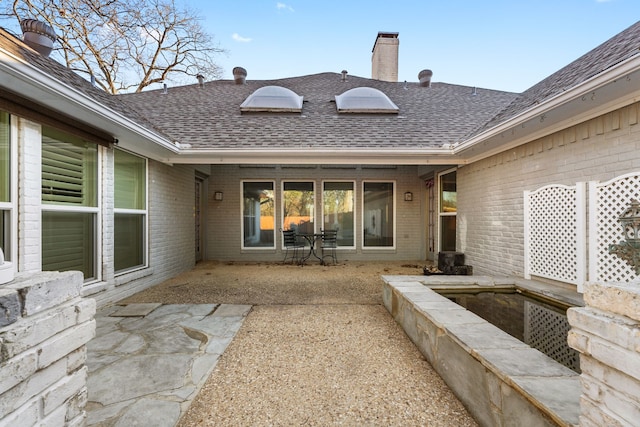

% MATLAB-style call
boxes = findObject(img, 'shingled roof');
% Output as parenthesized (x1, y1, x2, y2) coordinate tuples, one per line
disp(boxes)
(119, 74, 517, 151)
(2, 20, 640, 162)
(473, 20, 640, 136)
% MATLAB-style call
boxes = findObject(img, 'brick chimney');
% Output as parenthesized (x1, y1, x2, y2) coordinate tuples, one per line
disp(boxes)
(371, 32, 399, 82)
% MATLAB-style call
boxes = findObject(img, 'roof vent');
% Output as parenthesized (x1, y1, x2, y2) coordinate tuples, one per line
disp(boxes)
(418, 69, 433, 87)
(341, 70, 348, 81)
(20, 19, 56, 57)
(197, 74, 205, 88)
(233, 67, 247, 84)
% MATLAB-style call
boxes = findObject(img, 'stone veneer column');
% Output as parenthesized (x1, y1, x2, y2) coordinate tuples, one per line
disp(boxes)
(0, 271, 96, 425)
(567, 281, 640, 426)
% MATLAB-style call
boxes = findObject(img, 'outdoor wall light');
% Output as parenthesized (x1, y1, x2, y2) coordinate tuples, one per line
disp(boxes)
(609, 199, 640, 274)
(404, 192, 413, 202)
(214, 191, 223, 201)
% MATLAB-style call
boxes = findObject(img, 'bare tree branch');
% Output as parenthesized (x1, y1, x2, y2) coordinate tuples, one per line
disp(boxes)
(1, 0, 226, 93)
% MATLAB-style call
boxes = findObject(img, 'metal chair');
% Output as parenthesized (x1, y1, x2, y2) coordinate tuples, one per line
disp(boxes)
(281, 229, 304, 264)
(320, 229, 338, 265)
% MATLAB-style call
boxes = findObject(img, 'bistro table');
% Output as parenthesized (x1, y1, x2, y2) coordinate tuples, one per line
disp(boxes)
(297, 233, 324, 265)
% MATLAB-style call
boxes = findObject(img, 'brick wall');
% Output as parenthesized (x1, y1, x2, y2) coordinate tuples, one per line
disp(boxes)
(206, 165, 426, 261)
(90, 158, 197, 307)
(458, 102, 640, 277)
(17, 118, 42, 273)
(0, 271, 95, 426)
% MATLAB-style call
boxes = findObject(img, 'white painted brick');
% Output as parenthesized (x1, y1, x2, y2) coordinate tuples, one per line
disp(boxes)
(66, 347, 87, 375)
(0, 357, 66, 419)
(39, 403, 66, 427)
(1, 297, 91, 360)
(65, 387, 87, 424)
(41, 367, 87, 416)
(0, 349, 37, 394)
(459, 103, 640, 278)
(0, 398, 39, 427)
(6, 271, 83, 316)
(37, 320, 95, 369)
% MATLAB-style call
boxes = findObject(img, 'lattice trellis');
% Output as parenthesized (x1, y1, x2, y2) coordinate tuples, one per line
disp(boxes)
(590, 173, 640, 284)
(524, 301, 580, 372)
(524, 184, 586, 288)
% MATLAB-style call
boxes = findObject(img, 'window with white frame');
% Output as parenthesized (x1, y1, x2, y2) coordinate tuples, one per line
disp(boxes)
(0, 111, 11, 260)
(283, 181, 315, 234)
(323, 181, 355, 247)
(114, 149, 147, 273)
(362, 181, 395, 248)
(41, 127, 99, 281)
(242, 181, 275, 248)
(439, 169, 457, 251)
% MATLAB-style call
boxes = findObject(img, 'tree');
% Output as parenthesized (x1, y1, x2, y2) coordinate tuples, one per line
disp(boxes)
(1, 0, 226, 93)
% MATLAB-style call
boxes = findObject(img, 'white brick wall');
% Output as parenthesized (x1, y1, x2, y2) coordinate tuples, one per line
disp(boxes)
(17, 118, 42, 273)
(90, 158, 197, 307)
(458, 102, 640, 277)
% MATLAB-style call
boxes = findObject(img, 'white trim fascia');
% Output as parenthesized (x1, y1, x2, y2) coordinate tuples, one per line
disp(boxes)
(454, 54, 640, 161)
(167, 148, 462, 165)
(0, 49, 179, 156)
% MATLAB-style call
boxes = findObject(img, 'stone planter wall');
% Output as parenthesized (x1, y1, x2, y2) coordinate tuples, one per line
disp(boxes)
(382, 276, 580, 427)
(567, 282, 640, 426)
(0, 271, 96, 426)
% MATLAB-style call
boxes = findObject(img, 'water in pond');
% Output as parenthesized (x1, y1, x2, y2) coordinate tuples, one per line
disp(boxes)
(439, 290, 580, 373)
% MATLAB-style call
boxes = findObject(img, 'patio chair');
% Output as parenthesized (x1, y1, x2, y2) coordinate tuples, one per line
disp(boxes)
(281, 229, 304, 265)
(320, 229, 338, 265)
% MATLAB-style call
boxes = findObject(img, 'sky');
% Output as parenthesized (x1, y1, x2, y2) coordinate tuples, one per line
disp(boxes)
(182, 0, 639, 93)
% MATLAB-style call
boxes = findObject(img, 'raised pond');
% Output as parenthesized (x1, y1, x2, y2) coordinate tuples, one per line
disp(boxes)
(382, 275, 583, 427)
(437, 288, 580, 372)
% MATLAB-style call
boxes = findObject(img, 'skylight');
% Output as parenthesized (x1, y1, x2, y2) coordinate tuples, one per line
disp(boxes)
(240, 86, 303, 112)
(335, 87, 399, 114)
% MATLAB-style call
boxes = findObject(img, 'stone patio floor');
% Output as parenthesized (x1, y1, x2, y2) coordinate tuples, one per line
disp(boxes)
(85, 303, 250, 426)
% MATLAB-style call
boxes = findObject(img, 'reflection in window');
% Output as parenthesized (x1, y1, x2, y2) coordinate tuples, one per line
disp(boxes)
(243, 182, 275, 248)
(363, 182, 394, 247)
(283, 182, 314, 235)
(0, 111, 9, 204)
(0, 111, 10, 259)
(439, 170, 457, 251)
(323, 182, 354, 247)
(42, 211, 95, 279)
(114, 149, 147, 273)
(440, 171, 457, 213)
(41, 127, 98, 281)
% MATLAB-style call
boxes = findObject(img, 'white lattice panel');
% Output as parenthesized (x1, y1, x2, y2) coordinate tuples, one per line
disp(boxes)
(590, 173, 640, 284)
(524, 184, 585, 287)
(524, 301, 580, 372)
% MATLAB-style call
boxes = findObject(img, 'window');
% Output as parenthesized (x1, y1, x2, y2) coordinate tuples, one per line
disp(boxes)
(439, 169, 457, 251)
(114, 149, 147, 273)
(42, 127, 98, 281)
(363, 182, 395, 247)
(283, 182, 315, 234)
(323, 181, 354, 247)
(242, 181, 275, 248)
(0, 111, 11, 259)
